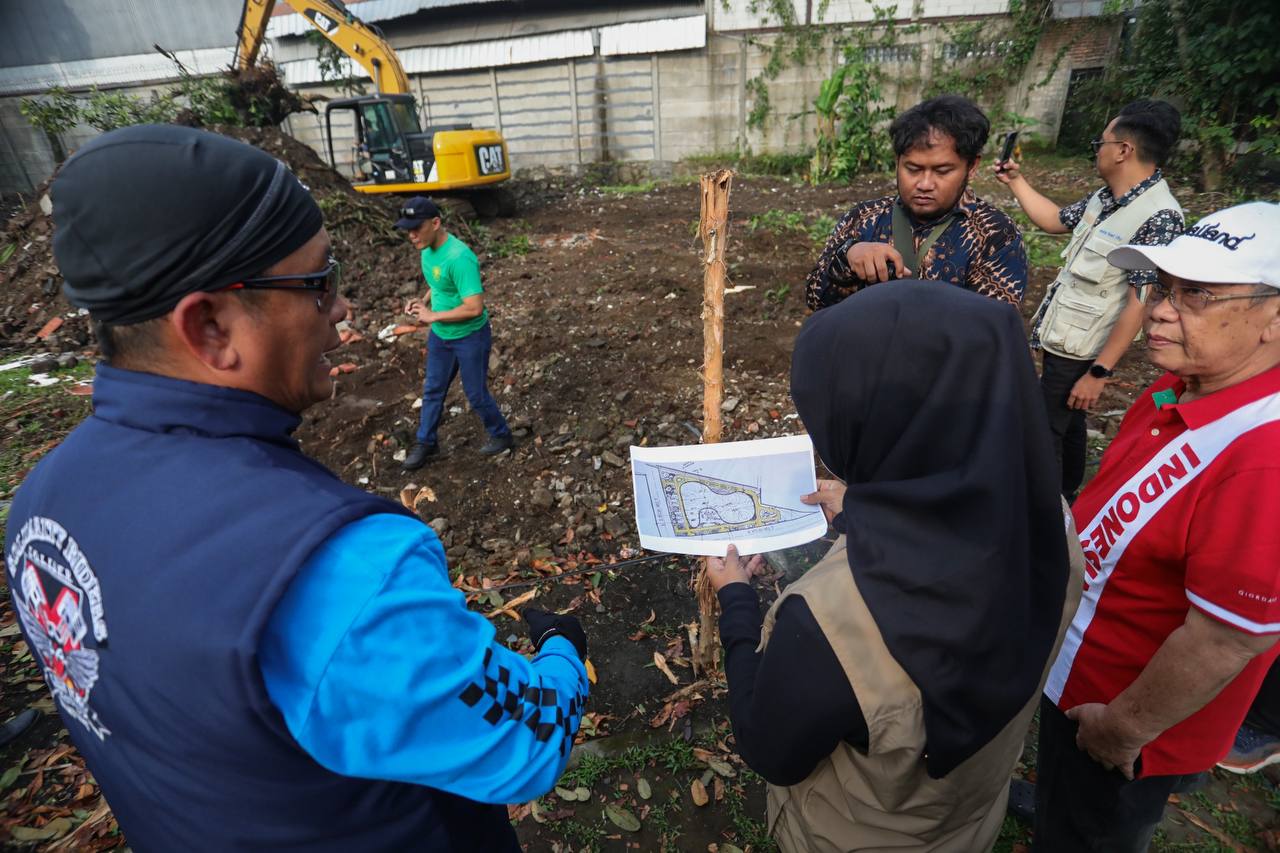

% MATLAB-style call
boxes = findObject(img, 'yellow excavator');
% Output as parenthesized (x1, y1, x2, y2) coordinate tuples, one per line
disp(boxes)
(234, 0, 512, 213)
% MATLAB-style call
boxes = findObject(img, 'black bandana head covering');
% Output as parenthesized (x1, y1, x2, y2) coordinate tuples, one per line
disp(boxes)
(790, 280, 1068, 778)
(52, 124, 324, 325)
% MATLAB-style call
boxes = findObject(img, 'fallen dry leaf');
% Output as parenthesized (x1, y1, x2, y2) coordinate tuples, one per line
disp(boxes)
(653, 651, 680, 685)
(690, 778, 709, 807)
(604, 803, 641, 832)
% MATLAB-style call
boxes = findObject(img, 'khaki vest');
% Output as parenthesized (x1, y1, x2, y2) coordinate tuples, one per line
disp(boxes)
(759, 504, 1084, 853)
(1034, 179, 1180, 360)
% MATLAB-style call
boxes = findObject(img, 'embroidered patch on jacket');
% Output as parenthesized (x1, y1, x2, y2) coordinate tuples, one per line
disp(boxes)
(7, 516, 111, 740)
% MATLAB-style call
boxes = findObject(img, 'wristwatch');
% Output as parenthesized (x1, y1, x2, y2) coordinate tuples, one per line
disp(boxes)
(1088, 363, 1114, 379)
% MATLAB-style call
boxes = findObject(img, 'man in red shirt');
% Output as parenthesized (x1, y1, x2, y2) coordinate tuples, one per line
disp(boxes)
(1029, 202, 1280, 851)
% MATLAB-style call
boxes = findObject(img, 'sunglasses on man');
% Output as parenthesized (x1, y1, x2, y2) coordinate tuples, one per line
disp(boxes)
(1089, 138, 1128, 154)
(223, 257, 341, 311)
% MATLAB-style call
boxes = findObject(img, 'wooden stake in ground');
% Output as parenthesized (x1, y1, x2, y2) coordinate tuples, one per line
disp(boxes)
(694, 168, 734, 675)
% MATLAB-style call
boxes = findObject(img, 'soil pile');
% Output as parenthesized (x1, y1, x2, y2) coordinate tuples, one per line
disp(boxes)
(0, 123, 405, 352)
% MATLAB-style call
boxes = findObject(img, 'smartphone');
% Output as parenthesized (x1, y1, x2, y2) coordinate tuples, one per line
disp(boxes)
(997, 131, 1019, 170)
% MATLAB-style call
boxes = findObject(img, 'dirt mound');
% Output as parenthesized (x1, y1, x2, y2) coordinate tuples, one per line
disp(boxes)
(0, 123, 408, 353)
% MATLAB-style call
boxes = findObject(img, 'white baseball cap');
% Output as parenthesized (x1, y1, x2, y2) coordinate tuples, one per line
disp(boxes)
(1108, 201, 1280, 289)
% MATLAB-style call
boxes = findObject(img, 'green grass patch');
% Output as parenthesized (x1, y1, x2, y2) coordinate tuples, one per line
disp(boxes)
(489, 233, 532, 259)
(545, 815, 607, 851)
(684, 150, 812, 177)
(746, 209, 837, 251)
(558, 738, 701, 790)
(993, 816, 1031, 852)
(0, 363, 94, 506)
(644, 795, 684, 851)
(470, 221, 534, 259)
(597, 180, 660, 195)
(723, 768, 777, 851)
(808, 214, 837, 251)
(1009, 209, 1069, 269)
(747, 209, 808, 233)
(1151, 828, 1234, 852)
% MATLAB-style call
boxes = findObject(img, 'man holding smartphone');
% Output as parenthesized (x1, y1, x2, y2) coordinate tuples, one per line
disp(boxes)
(996, 99, 1183, 501)
(806, 95, 1029, 310)
(397, 197, 513, 470)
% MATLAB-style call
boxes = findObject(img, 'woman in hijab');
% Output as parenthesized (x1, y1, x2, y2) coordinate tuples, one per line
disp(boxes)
(708, 281, 1083, 852)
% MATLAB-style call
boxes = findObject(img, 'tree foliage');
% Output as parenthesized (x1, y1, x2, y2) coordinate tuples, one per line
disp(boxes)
(810, 8, 902, 181)
(19, 55, 309, 162)
(1079, 0, 1279, 189)
(305, 31, 368, 97)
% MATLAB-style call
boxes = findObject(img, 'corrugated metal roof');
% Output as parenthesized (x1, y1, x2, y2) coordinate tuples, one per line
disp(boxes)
(266, 0, 507, 38)
(404, 29, 595, 74)
(0, 10, 706, 95)
(0, 47, 235, 97)
(599, 15, 705, 56)
(0, 0, 244, 68)
(278, 29, 594, 83)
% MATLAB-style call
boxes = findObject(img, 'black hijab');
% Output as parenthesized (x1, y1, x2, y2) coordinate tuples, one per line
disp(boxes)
(790, 281, 1068, 778)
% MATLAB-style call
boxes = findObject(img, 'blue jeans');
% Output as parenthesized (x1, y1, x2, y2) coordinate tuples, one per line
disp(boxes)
(417, 323, 510, 446)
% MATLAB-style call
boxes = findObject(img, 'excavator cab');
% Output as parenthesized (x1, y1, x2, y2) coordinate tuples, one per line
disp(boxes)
(325, 94, 510, 195)
(236, 0, 512, 210)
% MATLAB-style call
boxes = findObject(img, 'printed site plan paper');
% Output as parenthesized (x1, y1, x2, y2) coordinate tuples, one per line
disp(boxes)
(630, 434, 826, 557)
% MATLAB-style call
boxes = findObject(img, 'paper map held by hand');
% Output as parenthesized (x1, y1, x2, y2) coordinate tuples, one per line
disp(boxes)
(630, 434, 825, 557)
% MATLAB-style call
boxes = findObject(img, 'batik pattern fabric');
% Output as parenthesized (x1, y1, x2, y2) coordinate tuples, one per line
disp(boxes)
(805, 190, 1028, 310)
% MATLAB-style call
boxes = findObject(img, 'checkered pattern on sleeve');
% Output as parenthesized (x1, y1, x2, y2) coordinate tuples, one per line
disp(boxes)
(457, 648, 585, 755)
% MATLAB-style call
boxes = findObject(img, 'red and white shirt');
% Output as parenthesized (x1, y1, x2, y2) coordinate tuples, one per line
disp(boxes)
(1047, 365, 1280, 777)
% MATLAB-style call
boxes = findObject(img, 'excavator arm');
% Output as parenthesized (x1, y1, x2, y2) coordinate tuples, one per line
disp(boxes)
(234, 0, 411, 95)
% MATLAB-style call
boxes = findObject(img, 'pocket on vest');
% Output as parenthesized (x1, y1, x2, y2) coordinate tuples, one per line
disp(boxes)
(1068, 244, 1111, 284)
(1040, 288, 1112, 357)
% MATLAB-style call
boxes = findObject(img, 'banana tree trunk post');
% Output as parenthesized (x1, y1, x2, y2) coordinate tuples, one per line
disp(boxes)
(694, 168, 734, 675)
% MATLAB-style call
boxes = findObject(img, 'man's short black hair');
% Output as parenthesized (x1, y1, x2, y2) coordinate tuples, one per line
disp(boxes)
(1112, 99, 1181, 167)
(91, 290, 267, 366)
(889, 95, 991, 163)
(92, 317, 165, 365)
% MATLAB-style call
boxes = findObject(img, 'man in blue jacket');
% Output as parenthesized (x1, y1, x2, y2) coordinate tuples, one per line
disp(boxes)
(4, 124, 588, 853)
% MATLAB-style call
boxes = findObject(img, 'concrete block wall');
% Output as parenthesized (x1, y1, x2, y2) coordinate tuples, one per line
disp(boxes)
(0, 100, 57, 194)
(654, 41, 743, 160)
(0, 81, 174, 194)
(1018, 17, 1119, 143)
(0, 8, 1122, 190)
(577, 57, 657, 163)
(498, 64, 576, 167)
(918, 0, 1009, 19)
(711, 0, 805, 32)
(715, 0, 1012, 29)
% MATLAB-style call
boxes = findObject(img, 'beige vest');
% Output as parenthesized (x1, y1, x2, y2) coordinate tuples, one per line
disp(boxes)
(1035, 179, 1180, 360)
(759, 504, 1084, 853)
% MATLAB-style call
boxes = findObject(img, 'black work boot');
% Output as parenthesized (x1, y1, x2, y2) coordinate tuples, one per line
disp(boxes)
(478, 434, 514, 456)
(0, 709, 39, 748)
(401, 442, 438, 471)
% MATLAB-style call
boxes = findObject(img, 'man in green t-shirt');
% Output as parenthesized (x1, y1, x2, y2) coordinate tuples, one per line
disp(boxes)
(395, 197, 512, 470)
